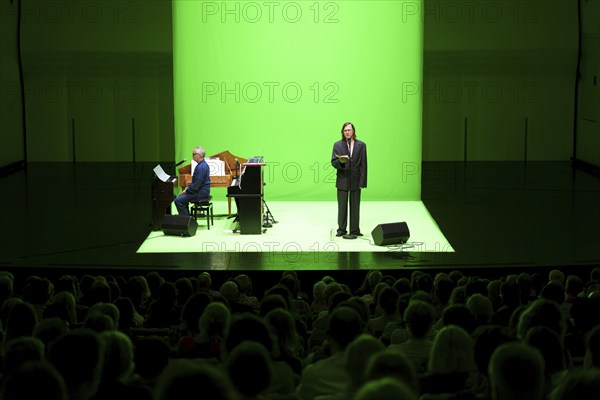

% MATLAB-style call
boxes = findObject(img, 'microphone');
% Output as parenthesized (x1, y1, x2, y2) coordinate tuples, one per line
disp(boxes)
(175, 159, 187, 167)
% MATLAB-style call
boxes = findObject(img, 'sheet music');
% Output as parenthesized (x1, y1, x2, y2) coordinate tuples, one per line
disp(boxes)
(206, 159, 226, 176)
(153, 165, 175, 183)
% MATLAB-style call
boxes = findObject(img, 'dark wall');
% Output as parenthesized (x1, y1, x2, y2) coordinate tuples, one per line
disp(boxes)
(1, 0, 597, 166)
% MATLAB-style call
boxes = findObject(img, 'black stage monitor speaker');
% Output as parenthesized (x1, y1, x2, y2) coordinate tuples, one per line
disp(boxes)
(161, 215, 198, 237)
(371, 222, 410, 246)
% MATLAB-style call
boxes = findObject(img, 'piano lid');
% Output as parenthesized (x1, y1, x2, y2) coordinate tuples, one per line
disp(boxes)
(209, 150, 248, 177)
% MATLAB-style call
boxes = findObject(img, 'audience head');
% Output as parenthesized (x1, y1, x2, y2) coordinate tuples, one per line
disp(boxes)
(344, 334, 385, 389)
(525, 326, 566, 376)
(467, 293, 493, 326)
(126, 276, 151, 307)
(312, 280, 327, 304)
(434, 276, 454, 306)
(145, 271, 164, 297)
(428, 325, 476, 374)
(22, 275, 52, 305)
(488, 342, 545, 400)
(97, 330, 135, 384)
(366, 270, 383, 292)
(225, 340, 271, 397)
(4, 301, 38, 345)
(197, 272, 212, 292)
(155, 359, 237, 400)
(198, 301, 230, 342)
(354, 377, 417, 400)
(540, 280, 565, 304)
(404, 300, 434, 339)
(33, 317, 69, 351)
(3, 336, 46, 375)
(225, 313, 273, 356)
(113, 297, 136, 331)
(0, 276, 14, 301)
(549, 269, 565, 284)
(472, 325, 514, 376)
(234, 274, 253, 295)
(47, 328, 103, 400)
(585, 324, 600, 368)
(89, 278, 111, 304)
(134, 336, 171, 381)
(87, 302, 120, 329)
(565, 275, 584, 298)
(441, 304, 476, 334)
(180, 292, 212, 332)
(263, 284, 293, 309)
(265, 308, 299, 355)
(500, 280, 521, 309)
(44, 291, 77, 326)
(259, 294, 288, 316)
(550, 368, 600, 400)
(366, 348, 418, 392)
(1, 361, 68, 400)
(175, 277, 194, 305)
(220, 281, 239, 304)
(517, 298, 565, 340)
(339, 297, 371, 329)
(327, 306, 363, 351)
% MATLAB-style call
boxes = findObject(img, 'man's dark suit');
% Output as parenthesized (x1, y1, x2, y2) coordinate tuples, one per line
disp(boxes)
(331, 139, 367, 236)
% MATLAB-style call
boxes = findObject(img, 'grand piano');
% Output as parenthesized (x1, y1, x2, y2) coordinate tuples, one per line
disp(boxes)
(177, 151, 265, 234)
(178, 150, 247, 217)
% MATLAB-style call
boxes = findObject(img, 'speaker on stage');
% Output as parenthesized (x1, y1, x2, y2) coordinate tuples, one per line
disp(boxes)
(161, 215, 198, 237)
(371, 222, 410, 246)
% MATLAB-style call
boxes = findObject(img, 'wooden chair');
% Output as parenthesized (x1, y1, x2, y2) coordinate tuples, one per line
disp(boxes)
(190, 196, 214, 229)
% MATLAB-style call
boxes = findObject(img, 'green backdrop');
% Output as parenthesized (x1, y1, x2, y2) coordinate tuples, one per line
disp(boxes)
(173, 0, 423, 201)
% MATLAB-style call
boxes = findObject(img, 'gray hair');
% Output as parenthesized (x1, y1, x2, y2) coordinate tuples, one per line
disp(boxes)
(194, 146, 206, 157)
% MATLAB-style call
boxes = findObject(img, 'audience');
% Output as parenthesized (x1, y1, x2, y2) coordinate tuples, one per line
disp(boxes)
(0, 266, 597, 400)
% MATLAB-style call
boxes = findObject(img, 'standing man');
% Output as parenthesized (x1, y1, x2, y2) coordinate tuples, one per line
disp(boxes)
(331, 122, 367, 239)
(174, 146, 211, 215)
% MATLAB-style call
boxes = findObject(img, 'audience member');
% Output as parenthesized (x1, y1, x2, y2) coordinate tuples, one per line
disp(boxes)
(389, 300, 435, 372)
(354, 377, 418, 400)
(224, 340, 272, 399)
(488, 342, 545, 400)
(296, 306, 362, 400)
(154, 359, 237, 400)
(420, 325, 478, 397)
(1, 360, 68, 400)
(47, 329, 104, 400)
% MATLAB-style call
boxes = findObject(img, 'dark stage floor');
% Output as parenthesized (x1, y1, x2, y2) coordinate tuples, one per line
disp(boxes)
(0, 161, 599, 276)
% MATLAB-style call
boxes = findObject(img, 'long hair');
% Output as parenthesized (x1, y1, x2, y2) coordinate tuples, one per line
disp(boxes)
(340, 122, 356, 140)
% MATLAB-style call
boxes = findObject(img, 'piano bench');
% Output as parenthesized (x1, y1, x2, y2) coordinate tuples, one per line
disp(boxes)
(190, 200, 214, 230)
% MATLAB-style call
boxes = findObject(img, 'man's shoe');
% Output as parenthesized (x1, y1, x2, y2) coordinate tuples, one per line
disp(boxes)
(343, 234, 357, 239)
(336, 231, 346, 237)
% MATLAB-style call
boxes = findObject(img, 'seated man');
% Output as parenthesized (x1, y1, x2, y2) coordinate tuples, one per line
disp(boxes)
(174, 146, 211, 215)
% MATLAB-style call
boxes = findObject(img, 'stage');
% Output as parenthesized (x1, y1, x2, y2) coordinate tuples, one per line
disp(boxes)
(138, 201, 453, 255)
(0, 161, 599, 274)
